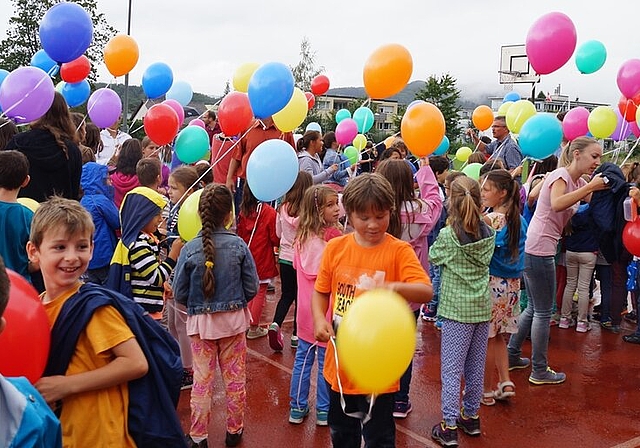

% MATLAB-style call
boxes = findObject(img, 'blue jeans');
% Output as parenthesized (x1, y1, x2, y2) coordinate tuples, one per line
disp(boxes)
(508, 253, 555, 373)
(289, 339, 329, 412)
(427, 264, 441, 310)
(394, 309, 420, 404)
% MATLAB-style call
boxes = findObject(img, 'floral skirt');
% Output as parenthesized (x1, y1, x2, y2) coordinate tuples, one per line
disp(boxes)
(488, 275, 520, 338)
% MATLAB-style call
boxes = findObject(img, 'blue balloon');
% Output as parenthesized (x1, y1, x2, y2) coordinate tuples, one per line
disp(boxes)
(575, 40, 607, 75)
(519, 114, 563, 160)
(166, 80, 193, 107)
(433, 136, 450, 155)
(142, 62, 174, 99)
(503, 91, 521, 103)
(353, 107, 375, 133)
(0, 69, 10, 87)
(60, 80, 91, 107)
(305, 122, 322, 133)
(246, 139, 298, 201)
(39, 3, 93, 63)
(335, 109, 351, 124)
(30, 50, 59, 77)
(248, 62, 294, 119)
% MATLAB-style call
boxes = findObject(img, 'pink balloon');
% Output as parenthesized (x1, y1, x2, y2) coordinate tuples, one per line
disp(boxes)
(526, 12, 577, 75)
(617, 59, 640, 99)
(189, 118, 205, 129)
(335, 118, 358, 146)
(162, 99, 185, 126)
(610, 109, 632, 141)
(562, 107, 589, 140)
(629, 120, 640, 138)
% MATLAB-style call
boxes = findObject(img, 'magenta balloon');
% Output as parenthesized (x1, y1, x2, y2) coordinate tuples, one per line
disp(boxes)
(0, 66, 55, 123)
(335, 118, 359, 146)
(189, 118, 205, 129)
(526, 12, 577, 75)
(562, 107, 590, 140)
(617, 59, 640, 99)
(162, 99, 185, 126)
(610, 109, 632, 141)
(87, 88, 122, 129)
(630, 120, 640, 138)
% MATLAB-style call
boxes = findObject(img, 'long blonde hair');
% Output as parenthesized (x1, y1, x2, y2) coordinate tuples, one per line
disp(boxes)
(296, 185, 340, 245)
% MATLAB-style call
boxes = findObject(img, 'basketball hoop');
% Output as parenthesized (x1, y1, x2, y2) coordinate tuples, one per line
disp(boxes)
(498, 70, 521, 91)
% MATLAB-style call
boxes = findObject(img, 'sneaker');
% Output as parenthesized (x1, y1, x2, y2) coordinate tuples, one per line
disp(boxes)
(431, 421, 458, 447)
(623, 334, 640, 344)
(188, 437, 208, 448)
(181, 369, 194, 390)
(392, 401, 412, 418)
(558, 317, 573, 329)
(289, 407, 309, 424)
(600, 320, 620, 333)
(435, 318, 443, 330)
(456, 409, 481, 436)
(267, 322, 284, 351)
(316, 410, 328, 426)
(247, 327, 268, 339)
(422, 306, 438, 321)
(576, 321, 591, 333)
(529, 367, 566, 385)
(290, 335, 299, 349)
(508, 356, 530, 371)
(624, 310, 638, 324)
(549, 312, 561, 326)
(225, 429, 243, 447)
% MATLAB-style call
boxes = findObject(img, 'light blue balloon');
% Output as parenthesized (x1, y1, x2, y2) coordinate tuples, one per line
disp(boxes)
(353, 106, 375, 133)
(305, 122, 322, 133)
(166, 80, 193, 107)
(248, 62, 294, 119)
(30, 49, 59, 77)
(60, 79, 90, 107)
(519, 114, 563, 160)
(0, 69, 9, 88)
(247, 139, 298, 202)
(503, 91, 521, 103)
(142, 62, 174, 99)
(575, 40, 607, 75)
(335, 108, 351, 124)
(433, 136, 450, 155)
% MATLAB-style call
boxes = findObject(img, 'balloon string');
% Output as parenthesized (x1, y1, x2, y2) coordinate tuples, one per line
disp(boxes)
(1, 66, 57, 120)
(292, 341, 318, 411)
(619, 139, 640, 168)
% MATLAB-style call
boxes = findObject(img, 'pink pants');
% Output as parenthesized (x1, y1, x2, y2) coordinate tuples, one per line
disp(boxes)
(189, 332, 246, 437)
(247, 283, 268, 326)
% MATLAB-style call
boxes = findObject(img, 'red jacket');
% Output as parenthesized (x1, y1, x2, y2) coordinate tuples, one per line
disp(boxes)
(237, 203, 280, 280)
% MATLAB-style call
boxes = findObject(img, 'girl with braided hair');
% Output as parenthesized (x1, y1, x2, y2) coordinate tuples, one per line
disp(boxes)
(173, 183, 259, 448)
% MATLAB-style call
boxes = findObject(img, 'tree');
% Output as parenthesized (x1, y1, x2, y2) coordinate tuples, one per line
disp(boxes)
(290, 37, 324, 92)
(537, 91, 547, 100)
(0, 0, 116, 81)
(414, 73, 463, 142)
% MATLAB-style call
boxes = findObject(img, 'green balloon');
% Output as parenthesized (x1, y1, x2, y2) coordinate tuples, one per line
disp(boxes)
(462, 162, 482, 180)
(575, 40, 607, 75)
(343, 146, 358, 165)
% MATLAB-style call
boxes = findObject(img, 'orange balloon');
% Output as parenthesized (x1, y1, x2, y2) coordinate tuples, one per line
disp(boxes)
(384, 136, 396, 148)
(400, 102, 445, 157)
(472, 105, 494, 131)
(363, 44, 413, 99)
(104, 34, 139, 77)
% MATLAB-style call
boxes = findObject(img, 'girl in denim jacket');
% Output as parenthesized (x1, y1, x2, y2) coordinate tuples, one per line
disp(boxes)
(173, 184, 259, 448)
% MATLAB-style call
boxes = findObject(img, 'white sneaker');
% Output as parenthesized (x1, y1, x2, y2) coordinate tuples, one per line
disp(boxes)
(247, 327, 268, 339)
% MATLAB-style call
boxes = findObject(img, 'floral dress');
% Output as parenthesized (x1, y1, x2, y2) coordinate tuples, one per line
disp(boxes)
(486, 212, 520, 337)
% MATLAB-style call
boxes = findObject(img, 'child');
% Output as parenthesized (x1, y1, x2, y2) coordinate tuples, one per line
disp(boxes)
(173, 183, 259, 448)
(0, 150, 35, 282)
(237, 182, 280, 339)
(142, 136, 170, 191)
(312, 173, 432, 447)
(480, 170, 527, 405)
(429, 176, 496, 447)
(136, 157, 163, 191)
(0, 256, 62, 447)
(111, 138, 142, 208)
(289, 185, 342, 426)
(268, 171, 313, 351)
(80, 162, 120, 285)
(27, 198, 149, 447)
(376, 157, 443, 418)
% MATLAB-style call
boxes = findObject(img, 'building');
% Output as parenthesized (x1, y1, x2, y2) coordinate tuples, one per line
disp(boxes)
(315, 94, 398, 133)
(489, 85, 609, 114)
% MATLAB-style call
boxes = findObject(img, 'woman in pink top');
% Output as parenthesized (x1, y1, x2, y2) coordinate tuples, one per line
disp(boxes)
(507, 137, 608, 385)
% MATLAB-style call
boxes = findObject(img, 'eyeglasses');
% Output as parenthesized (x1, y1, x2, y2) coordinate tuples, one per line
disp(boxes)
(491, 125, 507, 129)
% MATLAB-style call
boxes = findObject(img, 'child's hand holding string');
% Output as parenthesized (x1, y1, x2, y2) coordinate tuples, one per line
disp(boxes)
(314, 317, 334, 343)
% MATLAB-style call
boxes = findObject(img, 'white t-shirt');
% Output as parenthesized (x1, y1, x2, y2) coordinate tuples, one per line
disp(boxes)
(97, 129, 131, 165)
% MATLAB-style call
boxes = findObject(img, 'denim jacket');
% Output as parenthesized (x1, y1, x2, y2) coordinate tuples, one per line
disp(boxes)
(173, 228, 259, 315)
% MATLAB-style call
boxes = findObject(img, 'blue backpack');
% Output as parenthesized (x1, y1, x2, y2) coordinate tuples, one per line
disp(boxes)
(44, 284, 186, 448)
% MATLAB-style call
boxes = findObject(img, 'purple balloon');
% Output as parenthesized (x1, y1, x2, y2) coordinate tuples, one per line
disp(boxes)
(562, 106, 589, 141)
(189, 118, 205, 129)
(617, 59, 640, 100)
(335, 118, 359, 146)
(87, 88, 122, 129)
(162, 99, 185, 126)
(610, 109, 632, 141)
(0, 66, 55, 123)
(526, 12, 577, 75)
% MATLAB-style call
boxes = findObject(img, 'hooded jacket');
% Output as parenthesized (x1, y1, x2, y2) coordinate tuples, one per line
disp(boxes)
(80, 163, 120, 269)
(276, 203, 300, 263)
(298, 151, 332, 184)
(7, 129, 82, 202)
(111, 172, 140, 209)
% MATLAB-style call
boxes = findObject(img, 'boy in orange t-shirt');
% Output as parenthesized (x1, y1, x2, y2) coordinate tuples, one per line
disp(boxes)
(312, 173, 432, 447)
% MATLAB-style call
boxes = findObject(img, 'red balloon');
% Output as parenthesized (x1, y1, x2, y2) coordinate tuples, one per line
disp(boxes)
(311, 75, 330, 96)
(0, 270, 50, 383)
(218, 92, 254, 136)
(60, 55, 91, 83)
(623, 220, 640, 257)
(143, 104, 179, 146)
(305, 92, 315, 110)
(618, 94, 640, 122)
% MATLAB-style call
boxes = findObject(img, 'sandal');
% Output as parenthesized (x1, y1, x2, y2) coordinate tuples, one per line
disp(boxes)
(494, 381, 516, 400)
(481, 391, 496, 406)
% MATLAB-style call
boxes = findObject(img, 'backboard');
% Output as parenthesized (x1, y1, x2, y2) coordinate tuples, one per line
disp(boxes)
(499, 44, 539, 84)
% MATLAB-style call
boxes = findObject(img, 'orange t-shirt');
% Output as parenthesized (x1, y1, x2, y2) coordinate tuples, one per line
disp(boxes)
(43, 284, 136, 448)
(314, 233, 431, 395)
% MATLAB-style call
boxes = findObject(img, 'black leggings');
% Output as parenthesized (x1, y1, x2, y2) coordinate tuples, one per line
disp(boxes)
(272, 262, 297, 335)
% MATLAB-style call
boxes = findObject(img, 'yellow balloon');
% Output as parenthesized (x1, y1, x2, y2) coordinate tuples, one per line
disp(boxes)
(177, 189, 203, 241)
(272, 88, 308, 133)
(336, 289, 416, 393)
(353, 134, 367, 151)
(17, 197, 40, 213)
(232, 62, 260, 93)
(497, 102, 513, 116)
(506, 100, 536, 133)
(455, 146, 473, 162)
(588, 106, 617, 139)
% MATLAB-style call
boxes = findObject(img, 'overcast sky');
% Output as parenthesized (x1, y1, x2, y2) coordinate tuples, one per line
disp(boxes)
(1, 0, 638, 106)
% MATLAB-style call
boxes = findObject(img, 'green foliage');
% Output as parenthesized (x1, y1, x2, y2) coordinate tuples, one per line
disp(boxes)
(537, 90, 547, 100)
(0, 0, 116, 81)
(290, 37, 324, 92)
(414, 73, 463, 143)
